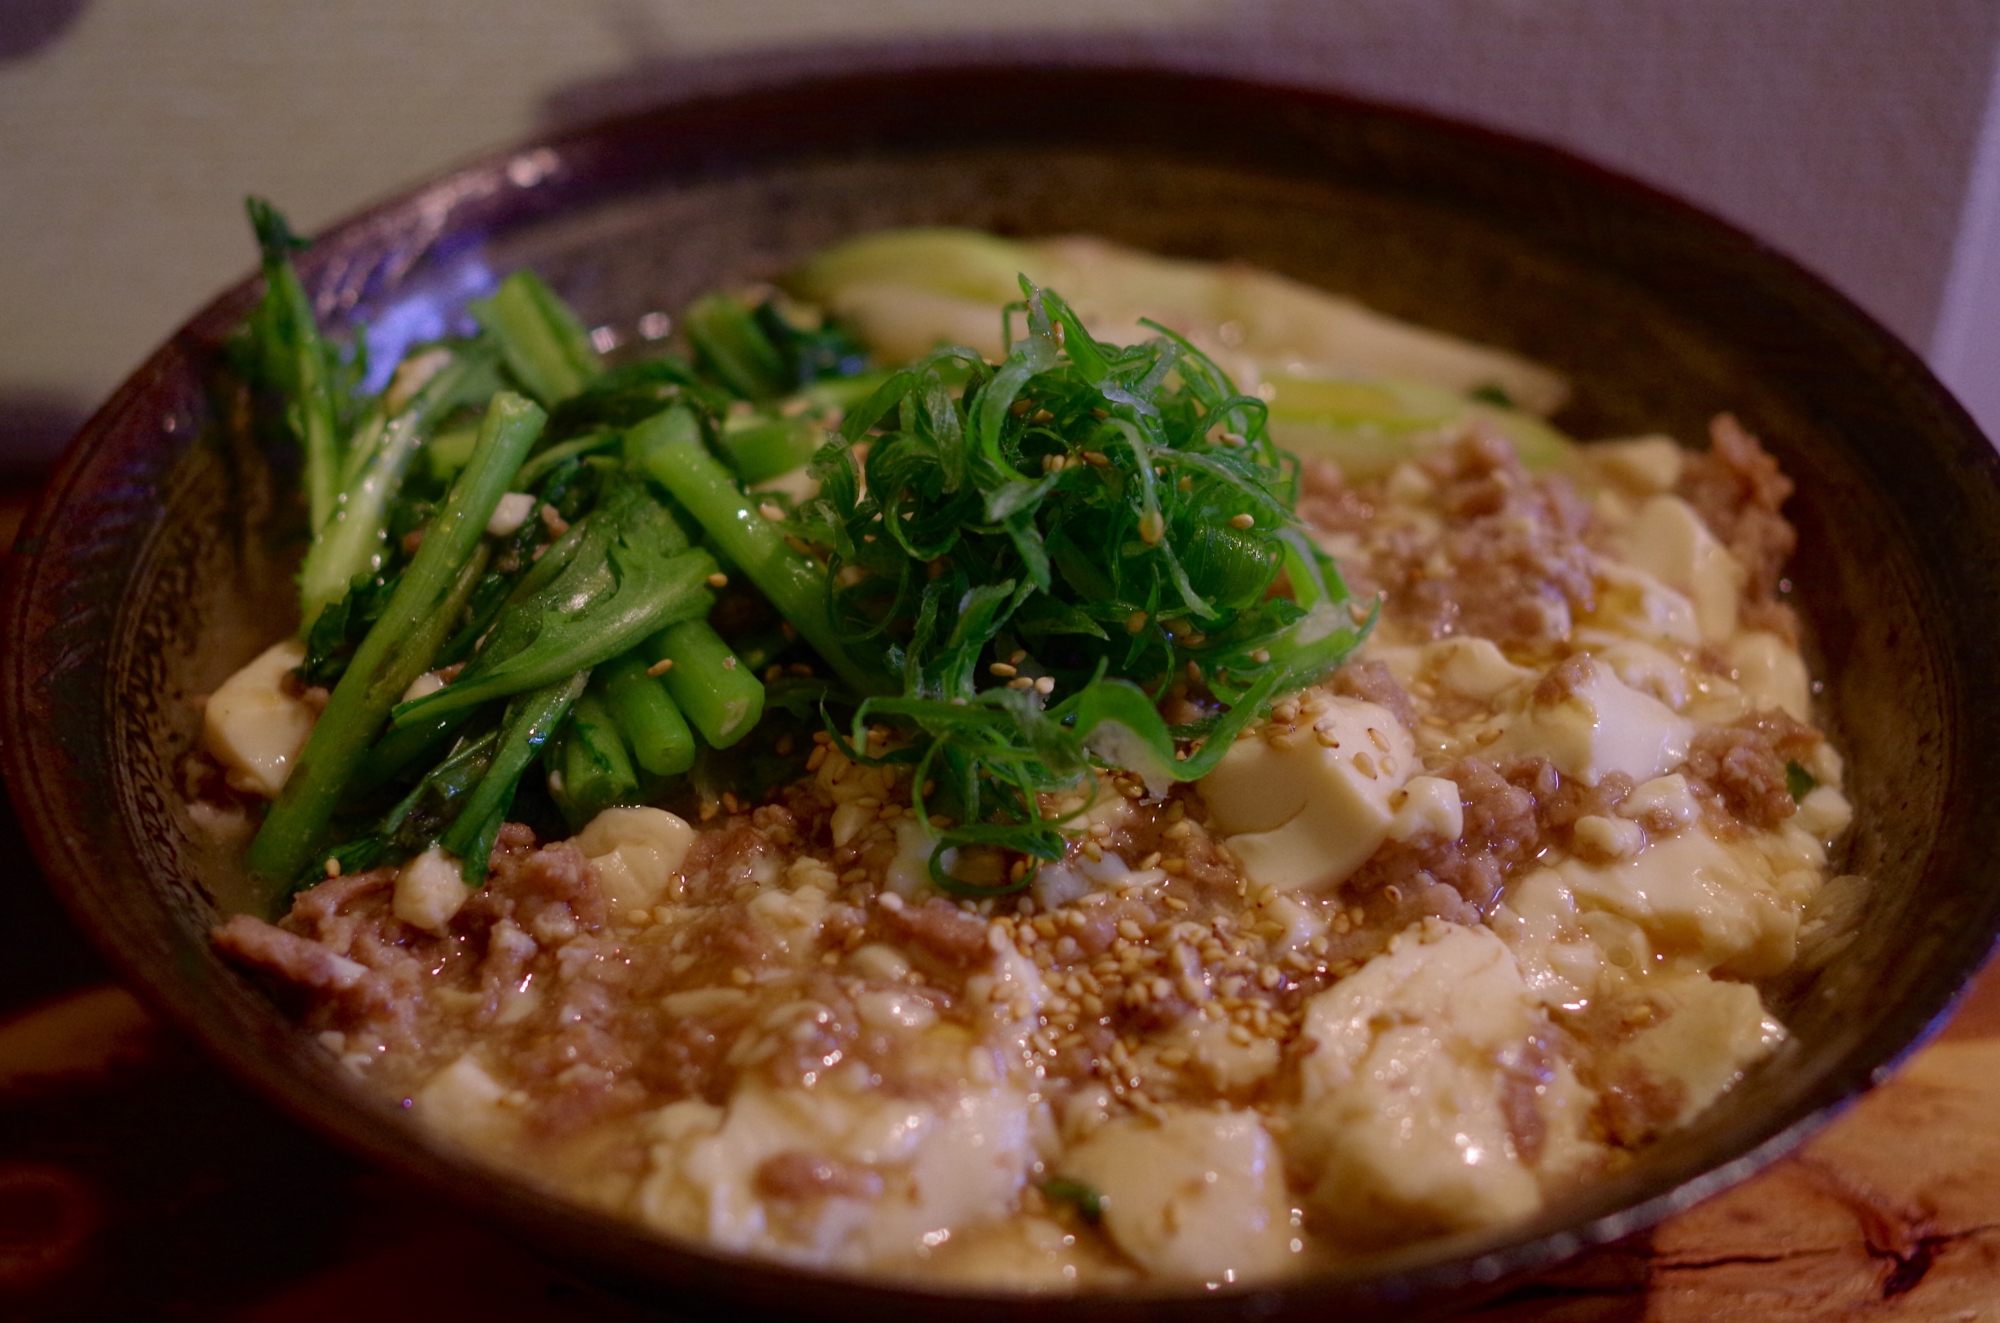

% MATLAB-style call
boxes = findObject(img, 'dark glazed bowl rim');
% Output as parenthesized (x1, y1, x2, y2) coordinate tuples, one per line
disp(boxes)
(6, 64, 2000, 1319)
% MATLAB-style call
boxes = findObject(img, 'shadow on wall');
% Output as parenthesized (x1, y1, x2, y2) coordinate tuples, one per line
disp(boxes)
(0, 394, 91, 479)
(0, 0, 87, 61)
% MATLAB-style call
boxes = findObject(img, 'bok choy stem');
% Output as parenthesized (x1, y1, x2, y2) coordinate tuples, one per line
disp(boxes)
(555, 687, 641, 829)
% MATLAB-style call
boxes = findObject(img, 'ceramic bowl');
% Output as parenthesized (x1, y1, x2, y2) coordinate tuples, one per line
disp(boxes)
(7, 66, 2000, 1321)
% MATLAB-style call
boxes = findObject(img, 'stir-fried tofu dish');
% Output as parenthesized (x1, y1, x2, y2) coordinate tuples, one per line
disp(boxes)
(200, 215, 1851, 1287)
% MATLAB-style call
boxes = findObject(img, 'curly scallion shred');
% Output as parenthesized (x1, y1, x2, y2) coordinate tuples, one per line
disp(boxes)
(799, 279, 1369, 893)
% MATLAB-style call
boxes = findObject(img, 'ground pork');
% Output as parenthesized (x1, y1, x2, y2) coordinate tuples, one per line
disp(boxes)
(1301, 428, 1599, 653)
(1678, 414, 1795, 600)
(879, 896, 994, 966)
(1329, 659, 1419, 730)
(1342, 756, 1542, 913)
(756, 1151, 886, 1202)
(1684, 709, 1821, 830)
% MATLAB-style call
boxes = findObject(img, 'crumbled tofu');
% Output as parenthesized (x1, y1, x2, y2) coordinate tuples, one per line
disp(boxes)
(884, 819, 939, 899)
(856, 987, 938, 1032)
(969, 930, 1047, 1027)
(1619, 773, 1701, 830)
(1558, 828, 1798, 976)
(1253, 889, 1328, 952)
(574, 806, 695, 911)
(485, 490, 538, 537)
(1589, 563, 1702, 647)
(1487, 868, 1617, 1010)
(746, 884, 828, 955)
(641, 1084, 923, 1254)
(1292, 922, 1545, 1242)
(1200, 697, 1415, 891)
(1588, 435, 1684, 493)
(202, 639, 317, 798)
(1797, 784, 1854, 843)
(636, 1073, 1033, 1266)
(1300, 921, 1532, 1094)
(1588, 635, 1694, 708)
(1422, 635, 1535, 701)
(412, 1053, 518, 1147)
(1574, 814, 1644, 859)
(1604, 974, 1785, 1131)
(1618, 494, 1745, 644)
(1030, 861, 1091, 910)
(848, 943, 913, 982)
(894, 1086, 1036, 1257)
(1062, 1108, 1297, 1282)
(1160, 1014, 1282, 1092)
(393, 845, 469, 934)
(1727, 629, 1813, 722)
(1501, 655, 1693, 787)
(1387, 775, 1464, 842)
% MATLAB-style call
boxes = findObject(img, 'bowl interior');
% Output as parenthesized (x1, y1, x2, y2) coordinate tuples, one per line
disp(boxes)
(9, 67, 2000, 1321)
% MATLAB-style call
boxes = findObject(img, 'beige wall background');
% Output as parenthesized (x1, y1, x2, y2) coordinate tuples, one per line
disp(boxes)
(4, 0, 1998, 470)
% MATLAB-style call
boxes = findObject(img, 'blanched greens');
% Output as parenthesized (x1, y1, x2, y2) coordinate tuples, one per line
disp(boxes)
(231, 201, 1379, 902)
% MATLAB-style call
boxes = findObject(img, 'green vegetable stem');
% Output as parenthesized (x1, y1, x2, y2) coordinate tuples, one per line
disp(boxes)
(554, 685, 642, 830)
(596, 649, 698, 776)
(242, 197, 345, 533)
(629, 406, 889, 696)
(641, 619, 764, 750)
(249, 391, 547, 888)
(439, 672, 587, 884)
(296, 343, 501, 632)
(470, 270, 603, 407)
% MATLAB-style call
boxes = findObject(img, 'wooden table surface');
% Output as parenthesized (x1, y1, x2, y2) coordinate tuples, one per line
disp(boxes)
(5, 478, 1999, 1320)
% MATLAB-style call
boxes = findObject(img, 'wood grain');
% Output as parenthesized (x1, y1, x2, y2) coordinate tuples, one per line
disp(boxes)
(1469, 957, 2000, 1320)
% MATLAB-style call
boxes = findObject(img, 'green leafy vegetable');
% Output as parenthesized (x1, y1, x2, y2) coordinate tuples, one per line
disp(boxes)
(1041, 1178, 1104, 1224)
(551, 685, 641, 831)
(1786, 759, 1818, 802)
(248, 391, 547, 886)
(471, 270, 603, 407)
(390, 476, 719, 727)
(795, 281, 1366, 890)
(439, 674, 587, 883)
(231, 206, 1377, 906)
(296, 343, 502, 632)
(685, 293, 790, 401)
(239, 197, 348, 533)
